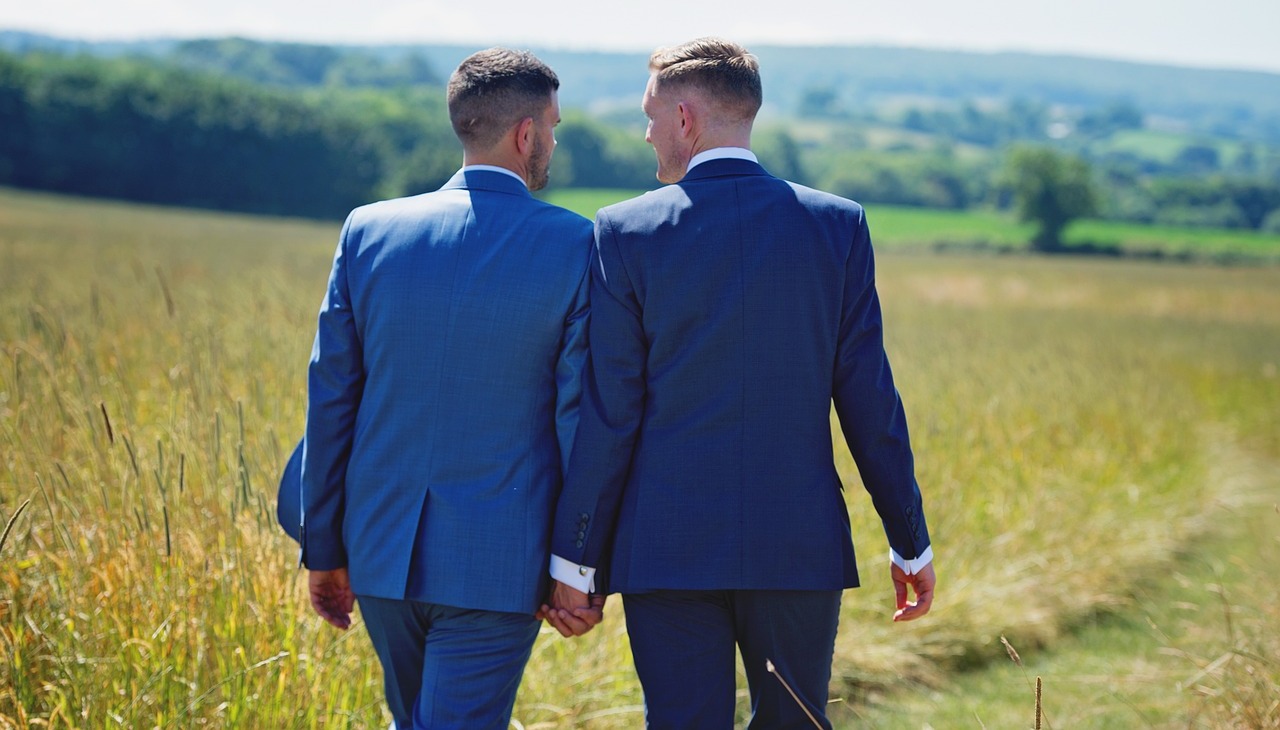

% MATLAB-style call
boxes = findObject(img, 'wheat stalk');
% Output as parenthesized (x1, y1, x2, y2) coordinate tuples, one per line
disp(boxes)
(766, 659, 823, 729)
(0, 499, 32, 554)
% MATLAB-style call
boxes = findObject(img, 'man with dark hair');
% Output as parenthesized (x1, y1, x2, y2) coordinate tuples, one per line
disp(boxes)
(544, 37, 936, 728)
(300, 47, 600, 729)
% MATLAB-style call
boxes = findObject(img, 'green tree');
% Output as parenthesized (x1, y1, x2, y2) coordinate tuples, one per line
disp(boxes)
(753, 127, 808, 184)
(798, 86, 840, 118)
(546, 113, 654, 190)
(1003, 146, 1098, 251)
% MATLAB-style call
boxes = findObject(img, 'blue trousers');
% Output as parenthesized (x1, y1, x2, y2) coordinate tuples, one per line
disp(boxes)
(623, 589, 842, 729)
(358, 596, 541, 730)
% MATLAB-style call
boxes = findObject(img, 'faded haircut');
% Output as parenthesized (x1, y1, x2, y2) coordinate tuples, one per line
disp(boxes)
(648, 38, 763, 122)
(447, 48, 559, 150)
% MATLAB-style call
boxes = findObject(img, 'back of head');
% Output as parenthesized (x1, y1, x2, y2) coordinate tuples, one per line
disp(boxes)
(648, 38, 762, 123)
(447, 48, 559, 150)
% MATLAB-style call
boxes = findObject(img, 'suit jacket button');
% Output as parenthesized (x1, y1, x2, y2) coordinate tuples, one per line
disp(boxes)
(575, 540, 584, 548)
(577, 530, 586, 540)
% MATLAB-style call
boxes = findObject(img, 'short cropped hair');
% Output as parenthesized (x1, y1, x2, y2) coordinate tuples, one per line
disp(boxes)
(648, 38, 762, 122)
(447, 48, 559, 150)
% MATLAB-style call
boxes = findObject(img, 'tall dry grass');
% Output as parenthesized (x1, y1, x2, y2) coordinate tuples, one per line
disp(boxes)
(2, 188, 1278, 727)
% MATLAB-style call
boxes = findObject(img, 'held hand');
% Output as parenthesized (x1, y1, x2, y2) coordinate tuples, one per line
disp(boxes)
(539, 580, 605, 637)
(309, 567, 355, 630)
(892, 561, 936, 622)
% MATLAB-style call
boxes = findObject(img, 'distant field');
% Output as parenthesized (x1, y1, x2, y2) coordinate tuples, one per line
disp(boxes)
(1101, 128, 1247, 166)
(2, 186, 1277, 727)
(544, 188, 1280, 261)
(1100, 129, 1198, 163)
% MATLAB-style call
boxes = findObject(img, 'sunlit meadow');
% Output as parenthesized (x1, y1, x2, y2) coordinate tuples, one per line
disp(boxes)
(2, 187, 1277, 727)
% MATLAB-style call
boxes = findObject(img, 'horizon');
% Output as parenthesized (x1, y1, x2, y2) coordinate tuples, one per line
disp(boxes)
(3, 0, 1279, 75)
(5, 26, 1280, 80)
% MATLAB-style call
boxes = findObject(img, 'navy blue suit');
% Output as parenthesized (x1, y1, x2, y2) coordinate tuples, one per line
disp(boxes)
(552, 158, 929, 727)
(301, 168, 592, 728)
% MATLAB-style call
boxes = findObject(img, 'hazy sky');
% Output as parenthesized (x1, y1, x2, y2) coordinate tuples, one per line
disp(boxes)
(4, 0, 1279, 74)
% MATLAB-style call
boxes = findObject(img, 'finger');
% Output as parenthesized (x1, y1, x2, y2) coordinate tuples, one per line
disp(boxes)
(571, 606, 604, 627)
(913, 586, 934, 616)
(315, 604, 351, 630)
(545, 611, 576, 638)
(892, 601, 917, 622)
(893, 599, 930, 622)
(894, 578, 908, 610)
(553, 608, 593, 636)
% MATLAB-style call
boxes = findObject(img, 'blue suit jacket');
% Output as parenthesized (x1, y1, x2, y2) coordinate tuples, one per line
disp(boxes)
(299, 169, 592, 614)
(552, 159, 929, 593)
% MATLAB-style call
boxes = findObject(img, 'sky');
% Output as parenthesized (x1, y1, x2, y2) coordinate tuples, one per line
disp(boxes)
(3, 0, 1280, 74)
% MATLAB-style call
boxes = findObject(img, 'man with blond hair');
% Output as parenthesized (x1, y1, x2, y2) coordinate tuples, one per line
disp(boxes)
(544, 38, 936, 728)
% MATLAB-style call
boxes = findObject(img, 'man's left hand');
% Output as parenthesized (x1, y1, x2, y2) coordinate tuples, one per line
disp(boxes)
(892, 561, 936, 622)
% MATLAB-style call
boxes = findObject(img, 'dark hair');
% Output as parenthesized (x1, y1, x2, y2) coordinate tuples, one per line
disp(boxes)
(648, 38, 762, 121)
(447, 48, 559, 149)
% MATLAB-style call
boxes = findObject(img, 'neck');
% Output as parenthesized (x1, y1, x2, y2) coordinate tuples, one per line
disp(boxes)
(687, 126, 753, 160)
(462, 152, 527, 184)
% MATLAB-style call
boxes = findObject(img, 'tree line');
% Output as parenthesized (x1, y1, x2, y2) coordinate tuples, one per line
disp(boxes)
(2, 47, 1280, 239)
(0, 51, 457, 218)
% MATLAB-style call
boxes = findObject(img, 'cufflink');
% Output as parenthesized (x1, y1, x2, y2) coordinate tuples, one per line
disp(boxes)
(579, 566, 588, 576)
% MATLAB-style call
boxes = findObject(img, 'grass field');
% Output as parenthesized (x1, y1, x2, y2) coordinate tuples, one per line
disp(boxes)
(2, 186, 1278, 728)
(544, 188, 1280, 262)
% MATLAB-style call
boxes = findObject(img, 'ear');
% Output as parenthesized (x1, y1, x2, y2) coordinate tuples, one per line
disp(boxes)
(676, 101, 694, 138)
(514, 116, 536, 155)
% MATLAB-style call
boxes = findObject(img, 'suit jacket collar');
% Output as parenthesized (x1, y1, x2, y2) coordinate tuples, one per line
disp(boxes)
(440, 168, 533, 198)
(680, 157, 770, 182)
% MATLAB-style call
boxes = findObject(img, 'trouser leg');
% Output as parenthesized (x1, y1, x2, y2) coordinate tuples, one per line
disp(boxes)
(733, 589, 842, 730)
(358, 596, 541, 730)
(623, 590, 739, 729)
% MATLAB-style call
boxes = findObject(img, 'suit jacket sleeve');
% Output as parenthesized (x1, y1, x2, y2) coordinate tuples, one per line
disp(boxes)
(551, 209, 646, 576)
(554, 263, 591, 477)
(301, 214, 364, 571)
(832, 210, 930, 562)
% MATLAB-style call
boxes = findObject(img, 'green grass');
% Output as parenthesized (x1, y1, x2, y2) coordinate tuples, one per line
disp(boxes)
(543, 188, 1280, 261)
(1101, 129, 1197, 163)
(2, 186, 1278, 727)
(1065, 218, 1280, 257)
(1099, 129, 1248, 167)
(849, 457, 1280, 728)
(538, 188, 654, 215)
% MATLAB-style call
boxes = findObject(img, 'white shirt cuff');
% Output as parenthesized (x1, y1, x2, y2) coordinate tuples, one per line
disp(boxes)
(891, 545, 934, 575)
(550, 554, 596, 593)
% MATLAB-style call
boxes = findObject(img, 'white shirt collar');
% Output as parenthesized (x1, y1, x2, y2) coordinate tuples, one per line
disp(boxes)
(687, 147, 758, 173)
(460, 165, 527, 188)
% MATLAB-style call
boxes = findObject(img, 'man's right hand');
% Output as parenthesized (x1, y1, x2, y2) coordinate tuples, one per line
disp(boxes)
(538, 580, 605, 637)
(309, 567, 355, 630)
